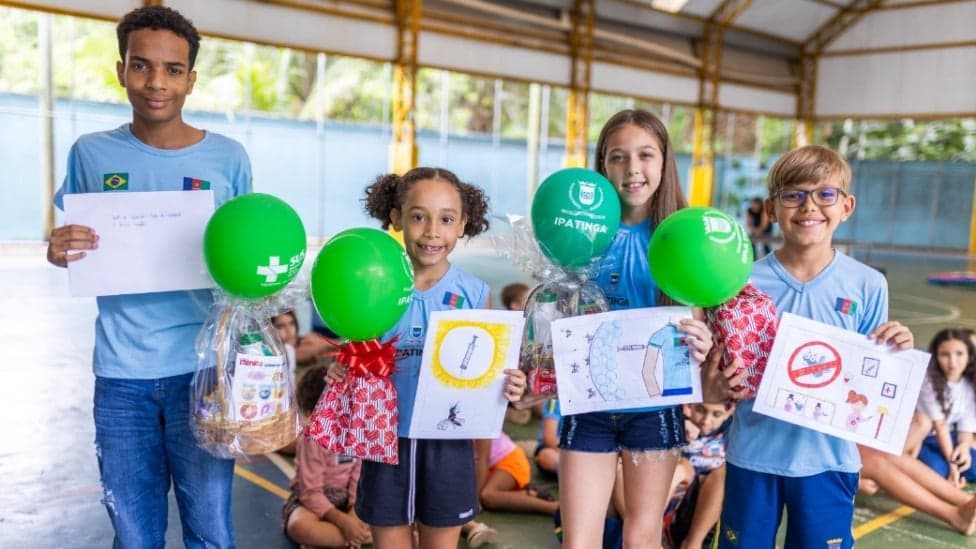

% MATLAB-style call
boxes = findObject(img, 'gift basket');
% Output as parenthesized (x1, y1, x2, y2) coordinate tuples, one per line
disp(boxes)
(192, 300, 301, 458)
(190, 192, 307, 458)
(494, 168, 622, 409)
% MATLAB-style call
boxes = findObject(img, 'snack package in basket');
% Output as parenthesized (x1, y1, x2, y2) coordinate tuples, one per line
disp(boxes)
(306, 338, 399, 465)
(704, 283, 778, 400)
(515, 280, 609, 409)
(191, 301, 301, 458)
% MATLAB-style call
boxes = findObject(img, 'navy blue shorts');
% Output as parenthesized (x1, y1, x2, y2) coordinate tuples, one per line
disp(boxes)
(719, 463, 858, 549)
(558, 407, 685, 453)
(356, 437, 478, 527)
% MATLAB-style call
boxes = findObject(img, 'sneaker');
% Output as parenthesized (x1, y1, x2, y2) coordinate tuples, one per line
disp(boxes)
(466, 521, 499, 548)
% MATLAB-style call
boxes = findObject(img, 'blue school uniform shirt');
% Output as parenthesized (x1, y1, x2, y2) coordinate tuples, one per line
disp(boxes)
(592, 219, 663, 412)
(384, 264, 490, 437)
(54, 124, 252, 379)
(726, 251, 888, 476)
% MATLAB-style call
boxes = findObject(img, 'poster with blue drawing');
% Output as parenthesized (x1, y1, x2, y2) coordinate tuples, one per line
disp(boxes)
(753, 313, 930, 455)
(551, 307, 702, 415)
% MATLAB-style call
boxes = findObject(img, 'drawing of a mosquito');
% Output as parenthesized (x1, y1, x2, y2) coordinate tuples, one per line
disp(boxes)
(437, 402, 465, 430)
(586, 388, 597, 399)
(585, 332, 595, 343)
(571, 362, 580, 373)
(562, 329, 573, 338)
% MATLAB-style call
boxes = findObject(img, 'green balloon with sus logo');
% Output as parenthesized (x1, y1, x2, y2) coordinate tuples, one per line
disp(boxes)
(530, 168, 621, 269)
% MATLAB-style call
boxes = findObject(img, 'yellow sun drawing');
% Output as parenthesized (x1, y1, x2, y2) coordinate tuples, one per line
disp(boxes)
(430, 320, 511, 389)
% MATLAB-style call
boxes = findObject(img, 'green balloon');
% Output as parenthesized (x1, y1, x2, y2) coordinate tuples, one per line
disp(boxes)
(648, 207, 753, 307)
(530, 168, 621, 268)
(310, 228, 415, 341)
(203, 193, 307, 298)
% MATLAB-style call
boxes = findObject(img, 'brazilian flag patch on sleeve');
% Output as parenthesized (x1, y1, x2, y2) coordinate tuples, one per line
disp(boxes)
(103, 173, 128, 191)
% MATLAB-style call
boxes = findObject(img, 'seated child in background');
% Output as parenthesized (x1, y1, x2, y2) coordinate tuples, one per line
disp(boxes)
(858, 444, 976, 535)
(295, 301, 339, 367)
(501, 281, 535, 424)
(283, 364, 372, 549)
(271, 310, 299, 372)
(663, 402, 734, 549)
(500, 282, 530, 312)
(477, 432, 559, 516)
(903, 328, 976, 487)
(535, 398, 562, 477)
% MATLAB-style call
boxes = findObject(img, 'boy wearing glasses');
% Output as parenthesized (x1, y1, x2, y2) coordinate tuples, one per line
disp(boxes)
(707, 145, 914, 548)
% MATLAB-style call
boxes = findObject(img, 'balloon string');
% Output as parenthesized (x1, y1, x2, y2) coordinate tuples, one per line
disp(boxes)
(326, 337, 398, 378)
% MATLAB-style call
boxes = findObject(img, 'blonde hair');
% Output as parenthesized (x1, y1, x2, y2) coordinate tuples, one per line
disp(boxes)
(766, 145, 852, 195)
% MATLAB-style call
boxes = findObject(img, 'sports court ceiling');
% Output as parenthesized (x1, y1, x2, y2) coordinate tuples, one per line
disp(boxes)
(8, 0, 976, 119)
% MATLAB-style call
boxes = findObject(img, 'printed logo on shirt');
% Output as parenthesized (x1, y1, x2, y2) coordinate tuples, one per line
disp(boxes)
(411, 325, 423, 339)
(826, 538, 843, 549)
(609, 272, 620, 287)
(442, 292, 465, 309)
(103, 173, 128, 191)
(835, 297, 858, 316)
(723, 526, 739, 545)
(183, 177, 211, 190)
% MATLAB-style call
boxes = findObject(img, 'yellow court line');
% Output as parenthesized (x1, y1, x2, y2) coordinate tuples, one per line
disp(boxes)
(852, 505, 916, 539)
(234, 464, 290, 500)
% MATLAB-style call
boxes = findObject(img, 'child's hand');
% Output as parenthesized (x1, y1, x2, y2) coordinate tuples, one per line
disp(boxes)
(869, 321, 914, 350)
(502, 368, 527, 402)
(336, 510, 372, 548)
(678, 318, 713, 363)
(684, 419, 701, 442)
(47, 224, 98, 267)
(701, 342, 747, 404)
(953, 444, 972, 473)
(325, 361, 348, 384)
(949, 462, 966, 488)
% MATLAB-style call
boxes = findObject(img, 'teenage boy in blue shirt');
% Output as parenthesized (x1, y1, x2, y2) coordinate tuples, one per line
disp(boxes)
(46, 6, 251, 548)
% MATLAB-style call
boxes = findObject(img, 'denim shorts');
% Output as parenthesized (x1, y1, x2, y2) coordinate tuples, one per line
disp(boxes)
(559, 407, 685, 453)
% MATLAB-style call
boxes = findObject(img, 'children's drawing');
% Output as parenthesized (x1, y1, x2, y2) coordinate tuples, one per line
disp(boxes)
(408, 309, 525, 439)
(754, 313, 930, 454)
(436, 402, 465, 431)
(551, 307, 702, 415)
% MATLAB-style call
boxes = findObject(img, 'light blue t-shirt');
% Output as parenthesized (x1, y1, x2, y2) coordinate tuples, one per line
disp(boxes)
(592, 220, 658, 310)
(54, 124, 252, 379)
(648, 324, 693, 396)
(384, 264, 490, 437)
(592, 219, 663, 413)
(726, 250, 888, 477)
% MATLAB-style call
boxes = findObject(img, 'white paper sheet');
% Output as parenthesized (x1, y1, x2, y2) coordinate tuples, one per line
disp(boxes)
(407, 309, 525, 439)
(753, 312, 929, 454)
(64, 190, 215, 296)
(551, 307, 702, 415)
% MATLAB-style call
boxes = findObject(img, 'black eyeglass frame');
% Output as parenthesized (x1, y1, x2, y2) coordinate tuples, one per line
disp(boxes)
(772, 186, 848, 208)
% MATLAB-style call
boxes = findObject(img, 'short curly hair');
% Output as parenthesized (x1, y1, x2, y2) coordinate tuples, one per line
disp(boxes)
(363, 167, 490, 238)
(117, 6, 201, 70)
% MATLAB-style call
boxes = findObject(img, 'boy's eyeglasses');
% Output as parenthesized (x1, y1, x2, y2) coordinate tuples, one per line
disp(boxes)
(773, 187, 847, 208)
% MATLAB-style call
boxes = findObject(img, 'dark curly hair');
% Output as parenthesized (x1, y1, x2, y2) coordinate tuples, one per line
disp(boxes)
(117, 6, 201, 70)
(363, 167, 490, 238)
(927, 328, 976, 416)
(296, 364, 328, 415)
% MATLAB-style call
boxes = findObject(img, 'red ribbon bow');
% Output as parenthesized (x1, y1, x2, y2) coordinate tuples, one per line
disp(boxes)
(327, 337, 398, 378)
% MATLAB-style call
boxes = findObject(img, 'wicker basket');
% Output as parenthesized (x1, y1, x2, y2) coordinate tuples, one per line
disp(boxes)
(192, 310, 299, 458)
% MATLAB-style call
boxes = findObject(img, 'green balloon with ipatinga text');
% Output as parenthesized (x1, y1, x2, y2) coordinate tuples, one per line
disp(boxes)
(530, 168, 621, 269)
(203, 193, 306, 298)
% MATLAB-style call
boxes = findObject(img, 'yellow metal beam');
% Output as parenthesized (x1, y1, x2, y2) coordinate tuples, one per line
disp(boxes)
(689, 0, 751, 207)
(390, 0, 420, 174)
(564, 0, 594, 168)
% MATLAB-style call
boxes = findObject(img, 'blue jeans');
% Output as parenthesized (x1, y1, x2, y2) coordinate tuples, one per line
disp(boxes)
(94, 373, 236, 548)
